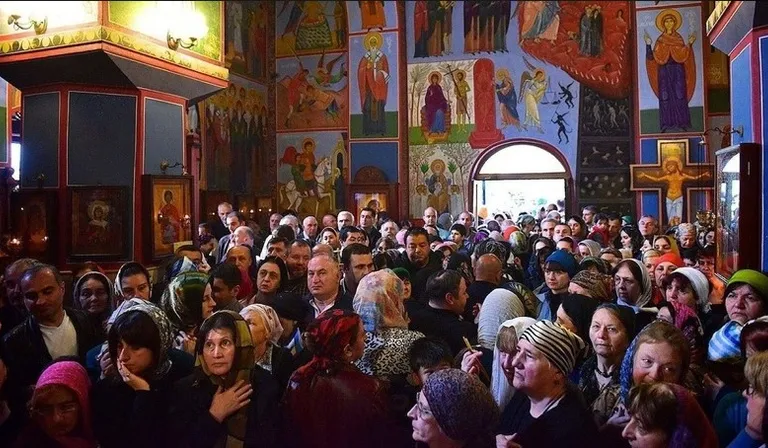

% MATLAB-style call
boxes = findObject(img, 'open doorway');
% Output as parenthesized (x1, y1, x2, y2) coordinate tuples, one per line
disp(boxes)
(471, 141, 571, 220)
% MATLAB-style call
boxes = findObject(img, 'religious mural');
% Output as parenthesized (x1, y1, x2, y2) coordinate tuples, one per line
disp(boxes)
(349, 31, 399, 138)
(275, 1, 348, 57)
(409, 143, 479, 218)
(225, 1, 268, 81)
(636, 6, 704, 134)
(276, 131, 348, 217)
(276, 51, 348, 131)
(201, 76, 268, 194)
(578, 85, 631, 138)
(349, 1, 397, 32)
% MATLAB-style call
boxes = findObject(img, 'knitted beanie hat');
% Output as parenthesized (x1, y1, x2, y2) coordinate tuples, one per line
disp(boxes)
(708, 320, 744, 361)
(656, 252, 684, 269)
(544, 249, 579, 278)
(422, 369, 500, 442)
(519, 320, 587, 376)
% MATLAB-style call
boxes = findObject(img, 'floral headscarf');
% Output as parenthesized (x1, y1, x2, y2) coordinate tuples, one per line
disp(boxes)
(33, 361, 96, 448)
(290, 309, 361, 384)
(661, 301, 705, 366)
(106, 298, 173, 380)
(617, 259, 654, 308)
(161, 271, 209, 334)
(240, 304, 284, 345)
(353, 269, 407, 333)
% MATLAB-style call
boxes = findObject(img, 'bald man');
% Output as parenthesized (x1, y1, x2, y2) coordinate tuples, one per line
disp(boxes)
(464, 253, 504, 321)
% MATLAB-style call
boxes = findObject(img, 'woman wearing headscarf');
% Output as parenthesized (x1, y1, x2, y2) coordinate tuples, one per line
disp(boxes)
(462, 317, 536, 411)
(161, 271, 212, 355)
(477, 289, 526, 351)
(91, 300, 192, 448)
(13, 360, 96, 448)
(281, 309, 392, 448)
(578, 303, 635, 426)
(73, 271, 113, 339)
(602, 320, 691, 442)
(613, 259, 656, 330)
(619, 225, 644, 260)
(239, 304, 295, 391)
(653, 234, 681, 257)
(622, 382, 717, 448)
(408, 369, 500, 448)
(577, 239, 602, 260)
(657, 300, 706, 367)
(496, 320, 597, 446)
(170, 310, 280, 448)
(113, 262, 152, 306)
(569, 270, 611, 302)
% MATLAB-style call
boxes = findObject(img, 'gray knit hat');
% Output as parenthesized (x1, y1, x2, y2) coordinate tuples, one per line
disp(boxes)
(519, 320, 587, 376)
(422, 369, 500, 442)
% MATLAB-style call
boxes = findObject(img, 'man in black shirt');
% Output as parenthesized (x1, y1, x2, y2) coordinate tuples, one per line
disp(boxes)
(394, 227, 442, 301)
(408, 269, 477, 355)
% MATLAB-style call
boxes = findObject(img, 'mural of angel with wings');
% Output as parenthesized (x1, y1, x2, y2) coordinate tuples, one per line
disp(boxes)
(519, 57, 549, 132)
(310, 50, 347, 88)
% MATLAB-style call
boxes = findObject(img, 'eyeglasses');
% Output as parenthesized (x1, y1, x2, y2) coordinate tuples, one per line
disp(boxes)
(34, 401, 78, 417)
(414, 393, 433, 418)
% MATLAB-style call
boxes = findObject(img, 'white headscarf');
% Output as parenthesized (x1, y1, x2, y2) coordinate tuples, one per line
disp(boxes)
(491, 317, 536, 409)
(478, 289, 525, 350)
(618, 259, 653, 308)
(240, 304, 284, 345)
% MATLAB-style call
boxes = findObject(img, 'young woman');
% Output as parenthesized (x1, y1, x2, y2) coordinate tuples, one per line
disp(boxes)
(73, 271, 114, 338)
(281, 309, 392, 448)
(91, 300, 192, 448)
(113, 262, 152, 305)
(619, 225, 644, 260)
(171, 310, 280, 447)
(14, 360, 96, 448)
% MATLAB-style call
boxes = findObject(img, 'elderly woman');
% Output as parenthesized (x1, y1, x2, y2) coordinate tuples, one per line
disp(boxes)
(251, 256, 288, 307)
(14, 360, 96, 448)
(497, 321, 597, 446)
(622, 382, 717, 448)
(578, 303, 635, 425)
(677, 222, 698, 250)
(353, 269, 425, 377)
(73, 271, 114, 338)
(603, 321, 691, 436)
(92, 300, 192, 448)
(170, 310, 280, 448)
(281, 309, 392, 448)
(408, 369, 499, 448)
(613, 259, 656, 330)
(569, 270, 611, 302)
(709, 269, 768, 364)
(240, 304, 295, 391)
(161, 272, 213, 355)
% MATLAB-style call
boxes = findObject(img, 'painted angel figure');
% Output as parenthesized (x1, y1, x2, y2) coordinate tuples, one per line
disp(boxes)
(519, 57, 548, 132)
(310, 50, 347, 88)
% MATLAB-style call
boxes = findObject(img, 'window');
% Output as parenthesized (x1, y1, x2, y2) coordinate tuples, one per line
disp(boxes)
(10, 142, 19, 181)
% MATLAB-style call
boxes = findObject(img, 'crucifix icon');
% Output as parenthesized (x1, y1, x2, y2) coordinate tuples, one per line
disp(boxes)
(630, 140, 715, 225)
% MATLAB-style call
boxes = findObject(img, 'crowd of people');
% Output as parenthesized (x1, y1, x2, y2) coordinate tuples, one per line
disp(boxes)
(0, 200, 766, 447)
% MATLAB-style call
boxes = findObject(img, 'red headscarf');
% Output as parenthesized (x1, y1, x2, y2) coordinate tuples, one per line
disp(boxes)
(33, 361, 95, 448)
(290, 309, 361, 383)
(236, 267, 254, 302)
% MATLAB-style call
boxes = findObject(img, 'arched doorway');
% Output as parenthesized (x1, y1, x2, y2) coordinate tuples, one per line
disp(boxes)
(469, 140, 573, 220)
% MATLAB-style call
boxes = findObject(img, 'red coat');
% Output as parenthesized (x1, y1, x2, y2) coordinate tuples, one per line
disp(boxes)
(280, 364, 393, 448)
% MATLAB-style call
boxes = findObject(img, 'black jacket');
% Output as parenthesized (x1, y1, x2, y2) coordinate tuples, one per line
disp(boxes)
(170, 367, 280, 448)
(210, 218, 229, 241)
(1, 308, 98, 421)
(92, 360, 192, 448)
(393, 251, 443, 301)
(302, 290, 354, 324)
(407, 301, 477, 356)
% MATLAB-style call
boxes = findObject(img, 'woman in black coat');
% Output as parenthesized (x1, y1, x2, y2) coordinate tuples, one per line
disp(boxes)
(170, 310, 280, 448)
(91, 300, 192, 448)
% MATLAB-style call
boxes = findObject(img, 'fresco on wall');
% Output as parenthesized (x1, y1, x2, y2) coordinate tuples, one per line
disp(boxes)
(409, 143, 479, 218)
(579, 86, 631, 137)
(275, 1, 347, 57)
(201, 76, 268, 193)
(706, 114, 731, 159)
(635, 1, 701, 8)
(636, 6, 705, 134)
(276, 51, 349, 131)
(350, 142, 399, 182)
(349, 1, 397, 32)
(349, 31, 399, 139)
(277, 131, 348, 216)
(225, 1, 268, 81)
